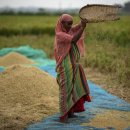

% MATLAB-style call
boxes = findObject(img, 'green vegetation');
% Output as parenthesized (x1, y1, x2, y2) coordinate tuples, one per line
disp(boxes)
(0, 15, 130, 87)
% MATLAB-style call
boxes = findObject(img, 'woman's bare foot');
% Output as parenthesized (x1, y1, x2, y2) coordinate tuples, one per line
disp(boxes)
(68, 113, 78, 118)
(60, 116, 68, 123)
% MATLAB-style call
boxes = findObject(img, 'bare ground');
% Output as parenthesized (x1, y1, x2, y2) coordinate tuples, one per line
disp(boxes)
(85, 68, 130, 103)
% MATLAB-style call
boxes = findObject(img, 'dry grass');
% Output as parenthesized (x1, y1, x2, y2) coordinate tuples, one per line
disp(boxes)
(85, 67, 130, 103)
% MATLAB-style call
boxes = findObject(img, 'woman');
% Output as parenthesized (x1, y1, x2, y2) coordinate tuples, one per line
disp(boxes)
(54, 14, 91, 122)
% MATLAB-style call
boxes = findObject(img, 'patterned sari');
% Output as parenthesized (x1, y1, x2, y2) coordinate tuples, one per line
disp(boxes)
(56, 43, 91, 119)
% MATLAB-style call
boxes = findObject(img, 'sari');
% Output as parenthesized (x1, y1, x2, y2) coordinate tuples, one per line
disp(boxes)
(54, 14, 91, 120)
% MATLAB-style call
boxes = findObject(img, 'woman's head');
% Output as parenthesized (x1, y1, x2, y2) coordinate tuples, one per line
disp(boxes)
(55, 14, 73, 33)
(61, 14, 73, 32)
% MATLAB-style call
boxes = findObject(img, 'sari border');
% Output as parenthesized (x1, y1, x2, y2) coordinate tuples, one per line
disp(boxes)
(59, 94, 91, 120)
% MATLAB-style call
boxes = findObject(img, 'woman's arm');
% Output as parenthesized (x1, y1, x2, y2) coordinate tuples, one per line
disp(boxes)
(71, 20, 87, 43)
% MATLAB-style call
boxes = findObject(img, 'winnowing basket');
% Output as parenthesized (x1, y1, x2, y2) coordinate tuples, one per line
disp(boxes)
(79, 4, 121, 23)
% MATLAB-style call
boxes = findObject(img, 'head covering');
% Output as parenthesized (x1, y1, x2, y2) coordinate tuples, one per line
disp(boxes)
(55, 14, 73, 33)
(54, 14, 85, 67)
(61, 14, 73, 22)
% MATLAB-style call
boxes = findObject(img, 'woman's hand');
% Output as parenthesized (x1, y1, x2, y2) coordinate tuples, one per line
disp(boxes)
(81, 18, 88, 28)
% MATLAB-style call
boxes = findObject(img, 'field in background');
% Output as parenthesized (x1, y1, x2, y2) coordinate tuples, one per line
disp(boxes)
(0, 15, 130, 88)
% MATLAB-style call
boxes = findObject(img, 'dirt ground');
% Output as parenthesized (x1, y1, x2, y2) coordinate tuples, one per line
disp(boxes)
(85, 68, 130, 103)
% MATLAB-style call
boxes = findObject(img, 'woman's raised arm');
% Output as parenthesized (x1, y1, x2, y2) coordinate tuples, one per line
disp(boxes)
(72, 20, 87, 43)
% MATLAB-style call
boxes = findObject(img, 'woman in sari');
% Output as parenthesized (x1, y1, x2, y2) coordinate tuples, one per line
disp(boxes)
(54, 14, 91, 122)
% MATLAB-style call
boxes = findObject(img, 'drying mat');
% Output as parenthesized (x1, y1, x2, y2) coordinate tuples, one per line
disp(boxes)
(79, 4, 121, 23)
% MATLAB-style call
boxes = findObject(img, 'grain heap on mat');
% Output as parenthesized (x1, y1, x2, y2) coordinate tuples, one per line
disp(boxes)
(82, 110, 130, 130)
(0, 52, 34, 67)
(0, 65, 59, 130)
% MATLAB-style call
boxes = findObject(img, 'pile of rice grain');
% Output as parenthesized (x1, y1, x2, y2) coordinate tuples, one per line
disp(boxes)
(0, 52, 34, 67)
(0, 65, 59, 130)
(82, 110, 130, 130)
